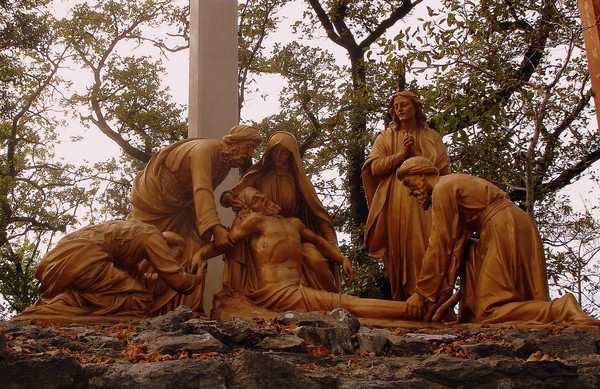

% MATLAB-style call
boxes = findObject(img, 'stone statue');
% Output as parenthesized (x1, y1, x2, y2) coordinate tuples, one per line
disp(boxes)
(397, 156, 600, 326)
(203, 187, 454, 321)
(128, 124, 262, 315)
(362, 91, 451, 301)
(13, 220, 204, 323)
(221, 131, 340, 293)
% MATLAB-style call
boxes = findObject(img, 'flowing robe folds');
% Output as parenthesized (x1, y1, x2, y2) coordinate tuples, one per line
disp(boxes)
(129, 138, 230, 314)
(362, 126, 450, 300)
(224, 132, 340, 293)
(14, 221, 201, 323)
(416, 174, 598, 325)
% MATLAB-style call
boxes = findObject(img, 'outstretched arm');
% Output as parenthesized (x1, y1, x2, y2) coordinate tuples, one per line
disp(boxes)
(299, 224, 355, 285)
(197, 213, 262, 260)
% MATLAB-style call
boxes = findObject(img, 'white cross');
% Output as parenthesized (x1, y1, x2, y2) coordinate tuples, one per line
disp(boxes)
(189, 0, 239, 314)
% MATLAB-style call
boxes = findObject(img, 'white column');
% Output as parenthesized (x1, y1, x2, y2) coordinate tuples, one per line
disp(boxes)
(189, 0, 239, 315)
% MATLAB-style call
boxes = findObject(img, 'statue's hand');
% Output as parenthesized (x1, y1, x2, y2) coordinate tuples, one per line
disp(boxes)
(406, 293, 425, 320)
(212, 224, 234, 252)
(342, 257, 355, 286)
(220, 190, 234, 207)
(221, 190, 243, 212)
(230, 198, 243, 213)
(190, 250, 207, 277)
(403, 133, 416, 147)
(197, 261, 207, 280)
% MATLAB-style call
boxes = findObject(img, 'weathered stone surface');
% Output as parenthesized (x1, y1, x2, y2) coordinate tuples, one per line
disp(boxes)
(2, 311, 600, 388)
(3, 323, 58, 340)
(536, 328, 600, 356)
(405, 332, 457, 344)
(230, 350, 326, 389)
(275, 310, 330, 327)
(148, 333, 229, 355)
(388, 335, 433, 356)
(255, 334, 307, 353)
(180, 318, 267, 347)
(295, 324, 354, 355)
(79, 334, 125, 351)
(329, 308, 361, 333)
(510, 337, 539, 358)
(1, 353, 84, 389)
(83, 358, 231, 388)
(279, 309, 359, 355)
(460, 342, 514, 358)
(146, 305, 193, 332)
(413, 356, 494, 386)
(355, 328, 390, 355)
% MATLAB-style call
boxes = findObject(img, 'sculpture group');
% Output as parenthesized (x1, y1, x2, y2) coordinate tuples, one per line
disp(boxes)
(15, 92, 600, 327)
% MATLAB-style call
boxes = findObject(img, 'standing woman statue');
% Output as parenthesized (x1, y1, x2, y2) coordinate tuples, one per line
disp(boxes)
(221, 131, 341, 293)
(362, 91, 451, 301)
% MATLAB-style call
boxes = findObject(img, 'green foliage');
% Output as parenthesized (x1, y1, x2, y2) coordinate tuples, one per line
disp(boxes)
(0, 241, 40, 317)
(1, 1, 100, 316)
(538, 194, 600, 316)
(340, 225, 391, 300)
(59, 0, 189, 162)
(396, 1, 597, 206)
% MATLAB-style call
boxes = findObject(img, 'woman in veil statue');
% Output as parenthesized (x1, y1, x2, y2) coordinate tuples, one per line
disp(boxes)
(221, 131, 341, 294)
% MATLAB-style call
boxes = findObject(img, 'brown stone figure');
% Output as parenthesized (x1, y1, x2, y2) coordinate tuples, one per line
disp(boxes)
(221, 131, 340, 294)
(13, 220, 203, 323)
(203, 187, 453, 320)
(128, 125, 262, 315)
(362, 91, 451, 300)
(397, 156, 600, 326)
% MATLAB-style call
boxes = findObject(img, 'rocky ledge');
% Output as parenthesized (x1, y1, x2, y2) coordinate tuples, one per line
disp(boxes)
(2, 306, 599, 388)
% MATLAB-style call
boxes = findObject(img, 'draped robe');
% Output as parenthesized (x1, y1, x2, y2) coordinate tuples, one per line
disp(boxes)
(14, 221, 201, 323)
(224, 131, 340, 294)
(362, 126, 450, 300)
(416, 174, 599, 325)
(128, 138, 230, 314)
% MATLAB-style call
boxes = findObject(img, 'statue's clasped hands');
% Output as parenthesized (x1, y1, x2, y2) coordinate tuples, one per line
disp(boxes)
(402, 132, 422, 157)
(403, 132, 416, 148)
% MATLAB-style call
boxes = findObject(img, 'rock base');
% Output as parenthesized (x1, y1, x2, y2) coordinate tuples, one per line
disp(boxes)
(2, 306, 599, 388)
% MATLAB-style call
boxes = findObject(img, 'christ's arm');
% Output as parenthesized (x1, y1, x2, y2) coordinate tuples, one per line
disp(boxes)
(197, 212, 263, 261)
(298, 221, 355, 285)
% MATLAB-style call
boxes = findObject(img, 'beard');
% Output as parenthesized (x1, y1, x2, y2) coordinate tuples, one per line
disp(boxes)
(261, 201, 282, 217)
(411, 182, 432, 210)
(220, 144, 244, 167)
(418, 194, 432, 210)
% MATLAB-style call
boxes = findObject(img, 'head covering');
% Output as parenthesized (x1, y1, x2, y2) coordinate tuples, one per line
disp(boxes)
(396, 156, 440, 179)
(248, 131, 306, 178)
(222, 125, 262, 146)
(241, 131, 337, 239)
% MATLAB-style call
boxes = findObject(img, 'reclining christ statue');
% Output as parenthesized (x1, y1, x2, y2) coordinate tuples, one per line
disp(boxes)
(199, 187, 454, 320)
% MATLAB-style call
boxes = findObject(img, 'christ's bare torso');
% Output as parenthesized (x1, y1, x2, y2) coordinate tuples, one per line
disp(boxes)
(240, 214, 306, 286)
